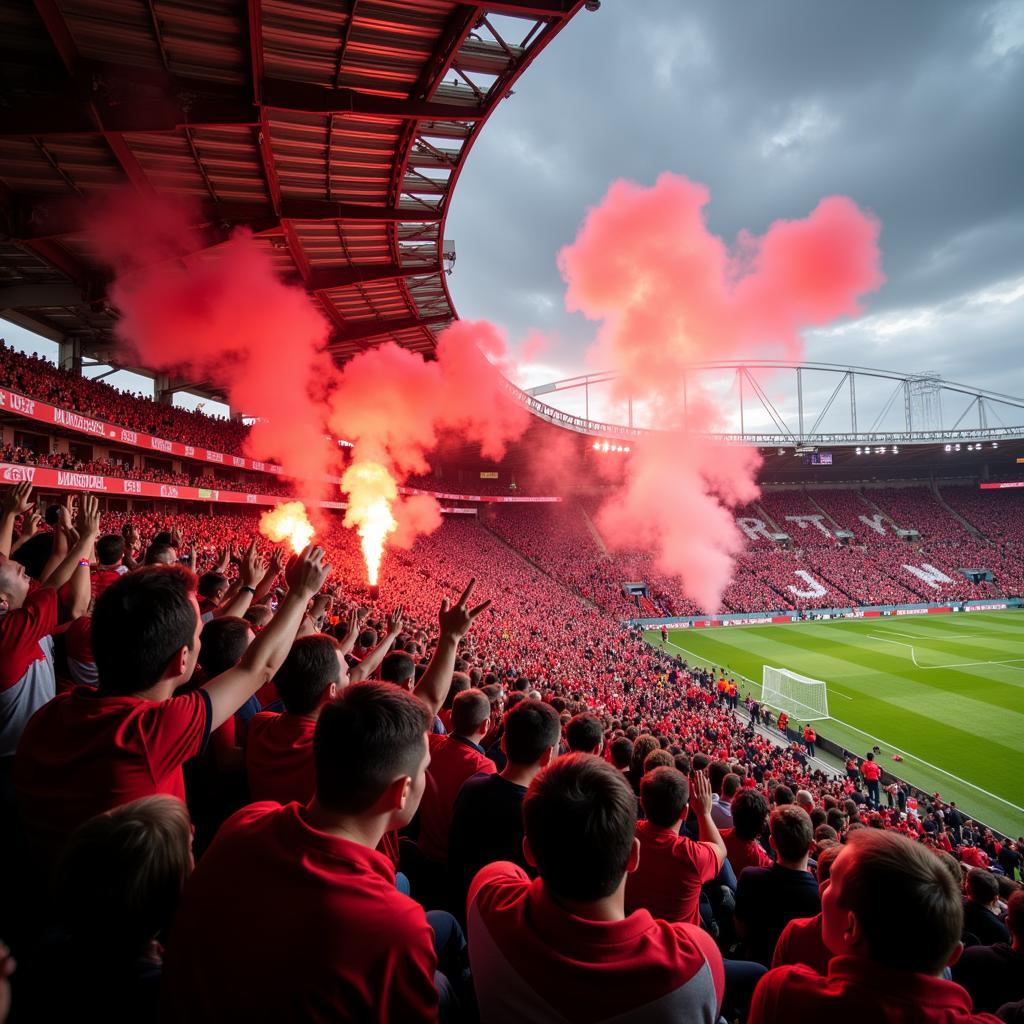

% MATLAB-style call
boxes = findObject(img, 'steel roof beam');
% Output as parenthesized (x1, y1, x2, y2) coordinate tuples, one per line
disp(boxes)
(478, 1, 577, 12)
(308, 263, 442, 291)
(328, 314, 451, 348)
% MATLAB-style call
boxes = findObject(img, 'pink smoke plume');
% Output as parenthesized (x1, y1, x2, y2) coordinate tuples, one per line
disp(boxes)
(89, 193, 336, 507)
(558, 173, 884, 610)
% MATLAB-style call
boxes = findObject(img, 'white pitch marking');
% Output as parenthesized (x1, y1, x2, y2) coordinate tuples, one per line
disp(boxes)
(870, 634, 921, 667)
(919, 657, 1024, 671)
(878, 629, 986, 641)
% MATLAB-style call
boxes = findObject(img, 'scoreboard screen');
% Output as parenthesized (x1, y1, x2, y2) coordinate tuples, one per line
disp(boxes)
(802, 452, 833, 466)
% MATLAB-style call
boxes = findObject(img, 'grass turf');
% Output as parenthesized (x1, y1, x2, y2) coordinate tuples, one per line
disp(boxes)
(645, 611, 1024, 838)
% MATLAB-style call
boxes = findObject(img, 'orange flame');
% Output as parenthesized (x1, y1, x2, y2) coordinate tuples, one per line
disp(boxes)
(341, 461, 398, 585)
(259, 500, 314, 554)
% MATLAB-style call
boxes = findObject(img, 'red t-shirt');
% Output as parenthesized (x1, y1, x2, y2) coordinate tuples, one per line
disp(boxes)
(750, 956, 1002, 1024)
(468, 862, 725, 1023)
(0, 585, 58, 757)
(417, 733, 495, 862)
(14, 686, 210, 859)
(245, 711, 317, 805)
(772, 912, 831, 976)
(625, 821, 720, 925)
(722, 828, 773, 875)
(861, 760, 881, 781)
(161, 802, 438, 1022)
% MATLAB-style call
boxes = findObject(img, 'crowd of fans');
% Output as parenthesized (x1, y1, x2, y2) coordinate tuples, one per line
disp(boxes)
(0, 478, 1020, 1023)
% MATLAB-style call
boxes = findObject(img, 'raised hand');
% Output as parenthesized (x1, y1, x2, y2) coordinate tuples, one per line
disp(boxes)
(241, 539, 265, 587)
(285, 544, 330, 599)
(213, 546, 230, 573)
(386, 603, 405, 637)
(438, 578, 491, 644)
(76, 492, 101, 540)
(1, 481, 34, 517)
(689, 767, 713, 818)
(21, 510, 43, 539)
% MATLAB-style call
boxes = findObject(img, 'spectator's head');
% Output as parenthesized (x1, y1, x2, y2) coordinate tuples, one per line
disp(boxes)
(54, 795, 192, 959)
(93, 566, 200, 696)
(198, 571, 229, 605)
(451, 688, 492, 742)
(1007, 890, 1024, 949)
(822, 829, 964, 975)
(276, 635, 348, 715)
(796, 789, 815, 814)
(773, 785, 795, 806)
(144, 542, 177, 566)
(502, 700, 561, 769)
(769, 806, 813, 865)
(244, 603, 273, 630)
(816, 842, 842, 887)
(722, 773, 742, 802)
(96, 534, 125, 567)
(966, 868, 1000, 908)
(380, 651, 416, 691)
(643, 749, 674, 773)
(356, 627, 377, 651)
(442, 671, 471, 710)
(524, 754, 638, 904)
(0, 553, 31, 612)
(197, 616, 254, 677)
(630, 735, 659, 775)
(565, 712, 604, 755)
(708, 760, 730, 796)
(640, 767, 690, 828)
(610, 736, 633, 770)
(731, 789, 770, 841)
(313, 682, 430, 828)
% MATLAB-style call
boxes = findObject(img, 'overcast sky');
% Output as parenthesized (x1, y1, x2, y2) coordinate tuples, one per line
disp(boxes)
(448, 0, 1024, 432)
(3, 0, 1022, 432)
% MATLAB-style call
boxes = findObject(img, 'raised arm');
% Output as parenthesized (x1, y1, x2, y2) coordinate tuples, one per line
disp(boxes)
(689, 769, 727, 869)
(350, 604, 404, 683)
(202, 544, 329, 730)
(42, 493, 101, 592)
(215, 540, 264, 619)
(413, 579, 491, 718)
(252, 546, 286, 603)
(0, 482, 34, 558)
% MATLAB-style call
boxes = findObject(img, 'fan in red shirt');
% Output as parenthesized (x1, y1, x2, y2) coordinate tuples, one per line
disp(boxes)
(468, 753, 725, 1023)
(625, 766, 725, 926)
(161, 682, 449, 1023)
(14, 544, 329, 862)
(722, 788, 773, 875)
(245, 607, 403, 804)
(750, 830, 1002, 1024)
(1, 486, 98, 757)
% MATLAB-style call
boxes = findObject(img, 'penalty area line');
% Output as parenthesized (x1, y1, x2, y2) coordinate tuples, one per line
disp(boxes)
(870, 633, 921, 667)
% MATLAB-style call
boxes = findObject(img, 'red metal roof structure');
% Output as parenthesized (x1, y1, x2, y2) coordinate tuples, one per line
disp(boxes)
(0, 0, 586, 400)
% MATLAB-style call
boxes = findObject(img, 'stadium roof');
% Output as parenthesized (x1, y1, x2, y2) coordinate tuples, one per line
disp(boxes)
(0, 0, 586, 397)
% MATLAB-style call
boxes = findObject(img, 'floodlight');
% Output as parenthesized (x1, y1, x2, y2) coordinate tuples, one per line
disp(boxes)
(944, 444, 951, 452)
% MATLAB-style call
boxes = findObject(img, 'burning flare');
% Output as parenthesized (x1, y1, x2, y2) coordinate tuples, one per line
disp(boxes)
(342, 461, 398, 585)
(259, 501, 315, 554)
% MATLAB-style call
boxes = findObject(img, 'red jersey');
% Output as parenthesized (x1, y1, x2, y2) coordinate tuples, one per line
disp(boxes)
(245, 711, 317, 805)
(750, 956, 1001, 1024)
(722, 828, 773, 875)
(0, 585, 58, 757)
(161, 802, 438, 1022)
(468, 862, 725, 1023)
(861, 760, 881, 782)
(417, 733, 495, 861)
(14, 686, 210, 859)
(625, 821, 720, 925)
(772, 913, 831, 976)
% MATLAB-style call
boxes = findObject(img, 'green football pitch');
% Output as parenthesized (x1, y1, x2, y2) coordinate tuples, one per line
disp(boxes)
(645, 612, 1024, 838)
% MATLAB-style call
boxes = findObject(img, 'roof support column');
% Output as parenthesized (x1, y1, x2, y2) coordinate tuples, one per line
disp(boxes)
(58, 336, 82, 375)
(155, 373, 175, 406)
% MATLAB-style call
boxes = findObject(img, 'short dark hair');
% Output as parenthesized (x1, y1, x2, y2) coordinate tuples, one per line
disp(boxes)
(640, 766, 689, 827)
(313, 682, 430, 813)
(451, 688, 491, 736)
(731, 788, 770, 841)
(770, 805, 813, 861)
(96, 534, 125, 566)
(610, 736, 633, 769)
(93, 566, 198, 695)
(708, 760, 730, 795)
(523, 753, 636, 902)
(1007, 889, 1024, 943)
(722, 773, 742, 799)
(773, 785, 794, 806)
(276, 635, 342, 715)
(144, 542, 176, 565)
(966, 868, 999, 905)
(380, 650, 415, 686)
(503, 700, 561, 766)
(197, 617, 252, 677)
(836, 830, 963, 973)
(198, 571, 228, 600)
(565, 713, 604, 753)
(442, 671, 472, 710)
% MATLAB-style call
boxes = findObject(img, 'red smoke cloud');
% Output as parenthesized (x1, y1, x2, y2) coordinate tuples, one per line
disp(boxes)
(558, 173, 884, 610)
(90, 194, 336, 506)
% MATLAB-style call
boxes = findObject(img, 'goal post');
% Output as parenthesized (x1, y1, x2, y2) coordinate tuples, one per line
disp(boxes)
(761, 665, 830, 722)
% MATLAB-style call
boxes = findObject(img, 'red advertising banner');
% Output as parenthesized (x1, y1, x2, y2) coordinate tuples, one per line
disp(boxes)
(980, 481, 1024, 489)
(0, 386, 281, 476)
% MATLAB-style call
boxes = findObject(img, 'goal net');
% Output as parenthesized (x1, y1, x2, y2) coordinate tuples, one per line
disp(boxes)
(761, 665, 829, 722)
